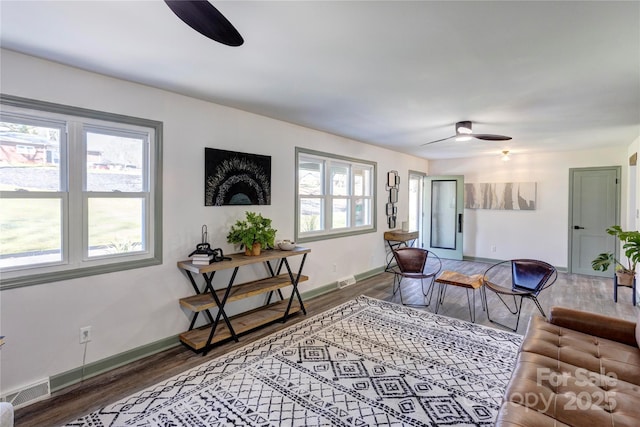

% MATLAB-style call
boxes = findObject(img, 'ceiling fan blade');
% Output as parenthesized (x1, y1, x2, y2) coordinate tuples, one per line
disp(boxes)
(165, 0, 244, 47)
(472, 134, 512, 141)
(421, 135, 456, 146)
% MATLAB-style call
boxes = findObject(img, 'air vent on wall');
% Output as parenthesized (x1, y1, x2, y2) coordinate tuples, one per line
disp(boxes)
(338, 276, 356, 288)
(1, 378, 50, 409)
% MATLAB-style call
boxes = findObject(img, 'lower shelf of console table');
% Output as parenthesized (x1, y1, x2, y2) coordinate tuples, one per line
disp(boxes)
(179, 299, 302, 351)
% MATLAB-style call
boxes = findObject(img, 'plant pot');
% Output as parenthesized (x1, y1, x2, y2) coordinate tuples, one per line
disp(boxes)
(616, 270, 635, 287)
(245, 242, 261, 256)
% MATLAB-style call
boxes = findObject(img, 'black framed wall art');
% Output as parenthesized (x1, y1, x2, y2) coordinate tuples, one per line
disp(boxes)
(204, 148, 272, 206)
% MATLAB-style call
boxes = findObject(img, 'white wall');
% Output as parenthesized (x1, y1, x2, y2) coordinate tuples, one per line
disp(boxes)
(0, 50, 429, 394)
(429, 148, 631, 267)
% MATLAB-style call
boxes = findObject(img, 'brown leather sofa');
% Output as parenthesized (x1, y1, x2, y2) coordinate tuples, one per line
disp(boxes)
(495, 306, 640, 426)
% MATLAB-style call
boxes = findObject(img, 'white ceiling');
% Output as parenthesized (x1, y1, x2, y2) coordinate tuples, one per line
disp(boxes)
(1, 0, 639, 159)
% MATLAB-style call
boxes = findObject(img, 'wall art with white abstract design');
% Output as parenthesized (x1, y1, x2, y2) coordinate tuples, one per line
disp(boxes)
(464, 182, 536, 210)
(205, 148, 271, 206)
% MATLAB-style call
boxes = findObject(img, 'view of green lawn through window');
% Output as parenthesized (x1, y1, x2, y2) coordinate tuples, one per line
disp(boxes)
(0, 118, 148, 270)
(0, 198, 62, 266)
(88, 198, 144, 256)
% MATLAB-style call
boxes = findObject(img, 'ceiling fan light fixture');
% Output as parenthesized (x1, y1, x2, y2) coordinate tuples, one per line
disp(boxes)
(501, 150, 510, 161)
(456, 121, 473, 135)
(421, 121, 511, 146)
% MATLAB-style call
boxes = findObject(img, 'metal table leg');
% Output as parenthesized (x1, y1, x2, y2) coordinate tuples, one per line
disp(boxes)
(282, 253, 308, 318)
(265, 260, 285, 305)
(184, 271, 216, 330)
(203, 267, 240, 354)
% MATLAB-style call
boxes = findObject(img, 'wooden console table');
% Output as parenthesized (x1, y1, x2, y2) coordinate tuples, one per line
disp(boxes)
(177, 247, 310, 354)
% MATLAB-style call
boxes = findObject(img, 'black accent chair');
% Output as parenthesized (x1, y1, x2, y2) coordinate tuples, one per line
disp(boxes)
(392, 247, 442, 306)
(482, 259, 557, 331)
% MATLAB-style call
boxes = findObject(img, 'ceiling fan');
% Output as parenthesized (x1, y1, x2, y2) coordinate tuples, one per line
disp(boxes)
(165, 0, 244, 47)
(422, 121, 512, 146)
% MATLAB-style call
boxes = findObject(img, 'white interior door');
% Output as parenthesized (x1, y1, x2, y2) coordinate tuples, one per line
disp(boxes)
(569, 167, 620, 276)
(423, 175, 464, 260)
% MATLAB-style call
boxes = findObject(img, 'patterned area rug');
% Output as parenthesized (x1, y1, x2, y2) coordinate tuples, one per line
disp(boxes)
(66, 296, 522, 426)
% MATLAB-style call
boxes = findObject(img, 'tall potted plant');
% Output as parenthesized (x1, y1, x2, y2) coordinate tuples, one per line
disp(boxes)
(591, 225, 640, 285)
(227, 211, 277, 256)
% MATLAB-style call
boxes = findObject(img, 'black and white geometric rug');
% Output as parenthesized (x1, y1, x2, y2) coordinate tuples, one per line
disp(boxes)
(66, 296, 522, 426)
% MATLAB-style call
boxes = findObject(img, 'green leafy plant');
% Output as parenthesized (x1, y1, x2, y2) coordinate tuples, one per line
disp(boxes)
(591, 225, 640, 275)
(226, 211, 277, 251)
(301, 215, 318, 232)
(107, 238, 142, 254)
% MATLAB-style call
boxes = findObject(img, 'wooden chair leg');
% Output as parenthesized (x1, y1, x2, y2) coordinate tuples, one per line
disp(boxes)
(464, 288, 476, 323)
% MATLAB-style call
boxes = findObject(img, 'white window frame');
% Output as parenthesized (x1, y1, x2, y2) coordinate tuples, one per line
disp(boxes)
(0, 94, 162, 289)
(295, 147, 376, 243)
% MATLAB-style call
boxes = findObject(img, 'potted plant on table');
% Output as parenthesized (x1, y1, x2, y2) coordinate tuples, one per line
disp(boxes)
(591, 225, 640, 286)
(227, 211, 277, 256)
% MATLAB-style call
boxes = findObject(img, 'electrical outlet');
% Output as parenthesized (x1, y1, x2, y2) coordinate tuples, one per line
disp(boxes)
(332, 263, 337, 272)
(491, 245, 497, 253)
(79, 326, 92, 344)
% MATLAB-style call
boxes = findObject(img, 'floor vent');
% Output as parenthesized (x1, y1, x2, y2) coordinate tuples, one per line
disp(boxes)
(1, 379, 50, 409)
(337, 276, 356, 288)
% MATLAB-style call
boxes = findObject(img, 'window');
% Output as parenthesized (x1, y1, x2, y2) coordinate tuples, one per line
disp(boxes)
(0, 95, 162, 289)
(296, 148, 376, 242)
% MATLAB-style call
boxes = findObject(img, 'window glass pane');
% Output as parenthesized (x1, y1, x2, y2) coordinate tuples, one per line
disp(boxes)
(86, 131, 145, 192)
(0, 198, 62, 268)
(431, 180, 457, 249)
(87, 198, 145, 257)
(353, 166, 371, 197)
(0, 121, 62, 191)
(331, 164, 349, 196)
(298, 159, 323, 195)
(355, 198, 371, 227)
(332, 198, 349, 228)
(299, 198, 323, 232)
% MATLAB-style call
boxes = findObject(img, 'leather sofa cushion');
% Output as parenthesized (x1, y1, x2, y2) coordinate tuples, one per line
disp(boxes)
(523, 316, 640, 386)
(549, 306, 637, 347)
(498, 315, 640, 427)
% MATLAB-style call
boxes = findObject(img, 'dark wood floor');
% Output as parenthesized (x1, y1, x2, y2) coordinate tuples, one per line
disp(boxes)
(14, 259, 638, 426)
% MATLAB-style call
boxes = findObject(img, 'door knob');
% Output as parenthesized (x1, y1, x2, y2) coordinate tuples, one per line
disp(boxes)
(573, 225, 585, 229)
